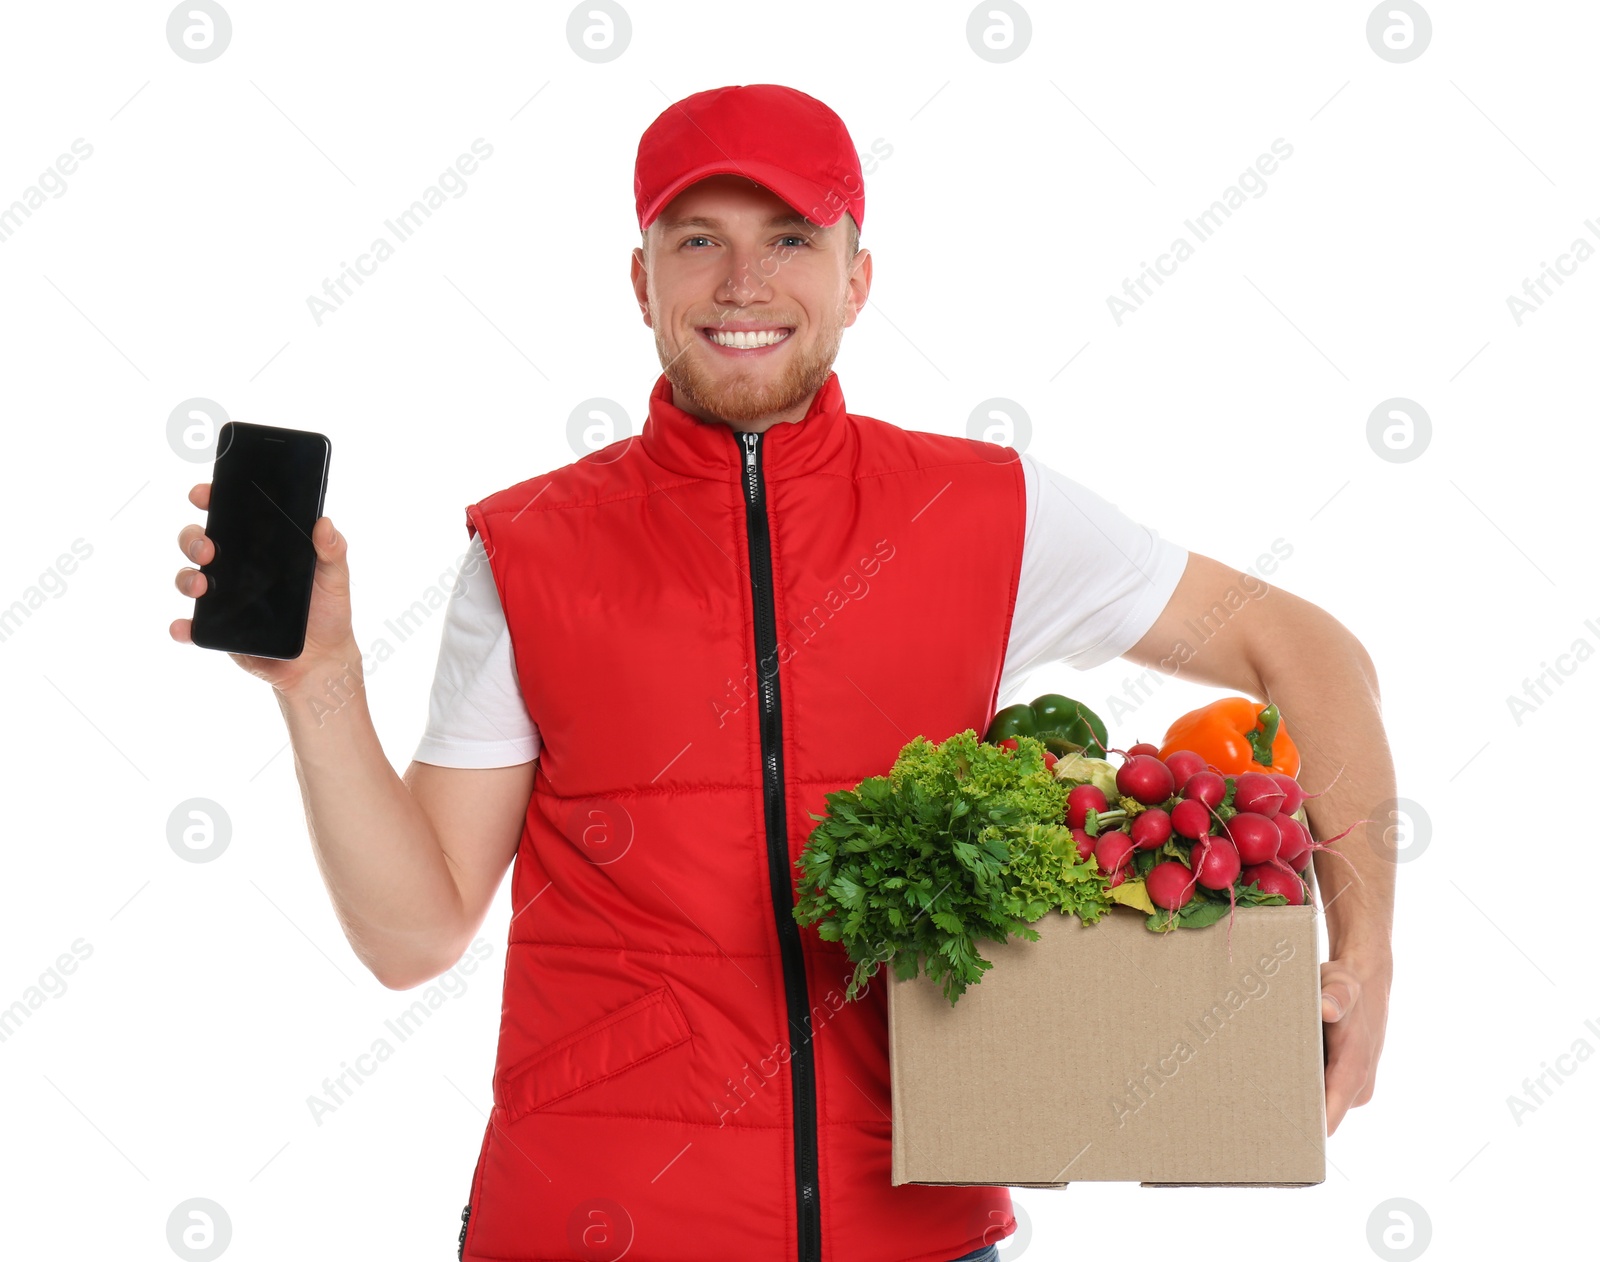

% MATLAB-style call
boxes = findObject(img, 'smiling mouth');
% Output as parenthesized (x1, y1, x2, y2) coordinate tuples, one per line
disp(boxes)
(700, 326, 794, 351)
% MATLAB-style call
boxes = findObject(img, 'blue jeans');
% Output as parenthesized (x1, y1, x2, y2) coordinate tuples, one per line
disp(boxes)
(946, 1247, 1000, 1262)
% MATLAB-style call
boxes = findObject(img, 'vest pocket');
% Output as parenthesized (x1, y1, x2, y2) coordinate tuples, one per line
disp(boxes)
(495, 983, 692, 1122)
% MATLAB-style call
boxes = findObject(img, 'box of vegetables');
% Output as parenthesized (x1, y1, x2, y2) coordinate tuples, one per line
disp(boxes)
(792, 694, 1338, 1187)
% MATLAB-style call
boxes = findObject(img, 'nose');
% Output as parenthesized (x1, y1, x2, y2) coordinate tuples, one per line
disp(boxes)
(716, 245, 776, 306)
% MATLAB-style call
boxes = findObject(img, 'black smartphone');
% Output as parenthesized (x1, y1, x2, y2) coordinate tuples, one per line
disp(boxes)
(190, 421, 331, 660)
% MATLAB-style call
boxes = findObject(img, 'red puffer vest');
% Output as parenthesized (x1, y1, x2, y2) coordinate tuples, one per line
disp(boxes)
(458, 369, 1024, 1262)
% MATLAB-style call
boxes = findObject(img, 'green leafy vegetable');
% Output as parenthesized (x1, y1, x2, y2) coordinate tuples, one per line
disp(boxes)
(793, 729, 1110, 1006)
(1145, 875, 1288, 932)
(1051, 751, 1119, 797)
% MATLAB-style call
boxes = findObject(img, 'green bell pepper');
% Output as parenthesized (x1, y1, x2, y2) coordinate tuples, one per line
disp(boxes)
(985, 693, 1110, 758)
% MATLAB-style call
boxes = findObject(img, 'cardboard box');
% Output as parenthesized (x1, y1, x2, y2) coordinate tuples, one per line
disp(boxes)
(888, 904, 1326, 1187)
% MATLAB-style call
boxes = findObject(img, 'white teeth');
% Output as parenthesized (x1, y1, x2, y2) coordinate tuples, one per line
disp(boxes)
(706, 328, 790, 348)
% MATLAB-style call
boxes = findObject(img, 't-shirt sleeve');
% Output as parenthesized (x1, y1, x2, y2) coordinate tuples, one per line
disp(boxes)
(411, 532, 542, 768)
(998, 452, 1189, 696)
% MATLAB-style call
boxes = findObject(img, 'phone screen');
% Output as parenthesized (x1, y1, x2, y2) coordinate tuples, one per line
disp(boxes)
(191, 422, 330, 660)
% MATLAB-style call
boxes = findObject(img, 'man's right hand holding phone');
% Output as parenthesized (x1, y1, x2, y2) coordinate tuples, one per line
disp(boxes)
(170, 480, 357, 699)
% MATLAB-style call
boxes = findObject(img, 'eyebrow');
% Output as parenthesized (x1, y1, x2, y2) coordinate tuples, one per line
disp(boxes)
(658, 211, 819, 233)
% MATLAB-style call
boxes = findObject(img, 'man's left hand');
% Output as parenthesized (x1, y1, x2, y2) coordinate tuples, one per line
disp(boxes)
(1320, 951, 1392, 1135)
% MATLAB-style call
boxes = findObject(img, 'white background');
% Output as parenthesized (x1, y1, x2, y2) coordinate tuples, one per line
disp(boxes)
(0, 2, 1593, 1259)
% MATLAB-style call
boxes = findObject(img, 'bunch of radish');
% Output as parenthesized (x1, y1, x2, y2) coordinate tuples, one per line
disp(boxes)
(1060, 740, 1353, 936)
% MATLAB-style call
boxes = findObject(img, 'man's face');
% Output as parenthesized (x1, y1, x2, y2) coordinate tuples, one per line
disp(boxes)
(631, 174, 871, 430)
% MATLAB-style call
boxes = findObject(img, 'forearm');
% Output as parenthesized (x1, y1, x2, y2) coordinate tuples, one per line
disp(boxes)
(275, 653, 466, 988)
(1258, 620, 1396, 963)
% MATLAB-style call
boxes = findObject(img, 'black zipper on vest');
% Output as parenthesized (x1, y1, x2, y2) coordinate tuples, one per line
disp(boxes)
(457, 1202, 469, 1260)
(736, 428, 821, 1262)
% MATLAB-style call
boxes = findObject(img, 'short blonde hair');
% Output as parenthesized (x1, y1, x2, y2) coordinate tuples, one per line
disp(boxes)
(840, 212, 860, 258)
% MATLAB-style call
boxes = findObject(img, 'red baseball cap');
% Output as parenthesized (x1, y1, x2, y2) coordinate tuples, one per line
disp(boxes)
(634, 84, 865, 236)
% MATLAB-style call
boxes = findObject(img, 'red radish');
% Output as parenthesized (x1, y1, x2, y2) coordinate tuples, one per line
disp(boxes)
(1065, 784, 1108, 828)
(1224, 811, 1281, 866)
(1070, 827, 1096, 861)
(996, 738, 1020, 752)
(1170, 798, 1214, 841)
(1116, 754, 1175, 805)
(1193, 835, 1241, 890)
(1129, 807, 1173, 850)
(1241, 859, 1306, 905)
(1232, 771, 1286, 817)
(1277, 813, 1370, 884)
(1094, 830, 1134, 877)
(1127, 742, 1160, 758)
(1272, 773, 1306, 816)
(1146, 860, 1198, 910)
(1164, 748, 1207, 790)
(1194, 840, 1247, 958)
(1105, 865, 1128, 888)
(1275, 815, 1311, 868)
(1181, 770, 1226, 809)
(1042, 751, 1058, 771)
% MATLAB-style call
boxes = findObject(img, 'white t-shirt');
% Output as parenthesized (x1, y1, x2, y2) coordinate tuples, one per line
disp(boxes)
(412, 451, 1189, 768)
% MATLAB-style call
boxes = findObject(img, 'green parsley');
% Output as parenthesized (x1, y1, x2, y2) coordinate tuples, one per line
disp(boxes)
(792, 729, 1110, 1006)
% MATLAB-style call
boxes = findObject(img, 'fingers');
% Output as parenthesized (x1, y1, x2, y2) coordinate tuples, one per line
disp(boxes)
(175, 486, 211, 641)
(174, 565, 207, 597)
(178, 522, 212, 566)
(311, 516, 351, 594)
(1322, 1015, 1377, 1136)
(1320, 965, 1360, 1023)
(1326, 1051, 1371, 1135)
(316, 516, 339, 555)
(1324, 1039, 1357, 1134)
(175, 522, 210, 594)
(1317, 961, 1383, 1134)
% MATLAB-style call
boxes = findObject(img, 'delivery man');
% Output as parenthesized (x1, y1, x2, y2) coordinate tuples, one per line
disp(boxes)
(171, 83, 1395, 1262)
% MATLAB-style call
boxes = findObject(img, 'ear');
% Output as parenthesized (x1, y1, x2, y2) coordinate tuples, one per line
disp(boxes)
(630, 246, 652, 327)
(842, 248, 872, 329)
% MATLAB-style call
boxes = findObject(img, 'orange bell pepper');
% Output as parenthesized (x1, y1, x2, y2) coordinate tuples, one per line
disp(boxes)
(1157, 698, 1301, 779)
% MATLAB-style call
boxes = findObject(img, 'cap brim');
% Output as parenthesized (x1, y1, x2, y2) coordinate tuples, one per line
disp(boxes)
(641, 160, 847, 232)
